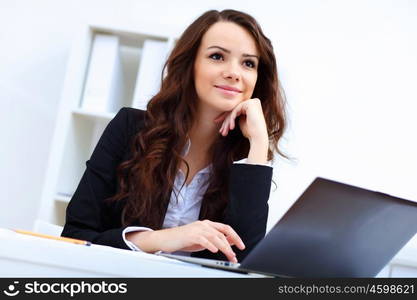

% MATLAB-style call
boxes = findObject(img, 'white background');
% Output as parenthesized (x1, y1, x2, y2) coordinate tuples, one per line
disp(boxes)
(0, 0, 416, 231)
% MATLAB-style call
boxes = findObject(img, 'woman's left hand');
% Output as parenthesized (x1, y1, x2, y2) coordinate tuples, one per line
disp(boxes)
(215, 98, 268, 144)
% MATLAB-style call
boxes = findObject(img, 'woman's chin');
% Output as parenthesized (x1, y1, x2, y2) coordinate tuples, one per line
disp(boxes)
(216, 100, 241, 112)
(199, 97, 242, 113)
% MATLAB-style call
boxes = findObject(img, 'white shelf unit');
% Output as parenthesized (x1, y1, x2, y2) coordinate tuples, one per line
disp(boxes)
(37, 24, 176, 227)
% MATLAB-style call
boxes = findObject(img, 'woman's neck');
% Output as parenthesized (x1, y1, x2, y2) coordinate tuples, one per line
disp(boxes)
(187, 107, 222, 161)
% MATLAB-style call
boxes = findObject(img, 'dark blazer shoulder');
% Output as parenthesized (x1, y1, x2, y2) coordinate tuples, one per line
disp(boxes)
(122, 106, 146, 119)
(111, 107, 147, 152)
(120, 107, 147, 135)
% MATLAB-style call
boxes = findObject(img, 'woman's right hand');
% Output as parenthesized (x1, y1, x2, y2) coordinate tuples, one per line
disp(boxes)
(127, 220, 245, 263)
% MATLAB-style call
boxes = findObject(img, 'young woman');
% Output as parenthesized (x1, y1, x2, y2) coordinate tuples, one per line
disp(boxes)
(62, 9, 287, 264)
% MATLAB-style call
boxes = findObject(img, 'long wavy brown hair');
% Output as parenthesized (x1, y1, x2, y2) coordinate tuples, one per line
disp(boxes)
(107, 9, 288, 229)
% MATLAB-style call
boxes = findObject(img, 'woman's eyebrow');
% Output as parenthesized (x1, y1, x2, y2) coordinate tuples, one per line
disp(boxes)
(207, 45, 259, 60)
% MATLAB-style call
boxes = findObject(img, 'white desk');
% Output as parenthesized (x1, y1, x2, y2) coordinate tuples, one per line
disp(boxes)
(0, 229, 265, 277)
(2, 229, 416, 277)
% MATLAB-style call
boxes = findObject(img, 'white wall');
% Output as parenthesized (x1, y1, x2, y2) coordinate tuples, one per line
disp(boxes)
(0, 0, 416, 231)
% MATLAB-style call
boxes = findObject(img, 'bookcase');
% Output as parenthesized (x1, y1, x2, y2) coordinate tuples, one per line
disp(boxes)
(36, 24, 177, 226)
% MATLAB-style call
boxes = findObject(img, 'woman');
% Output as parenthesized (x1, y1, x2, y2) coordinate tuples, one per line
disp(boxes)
(62, 9, 287, 264)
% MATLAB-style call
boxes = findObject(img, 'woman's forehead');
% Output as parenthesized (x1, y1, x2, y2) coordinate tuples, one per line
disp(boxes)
(200, 22, 259, 57)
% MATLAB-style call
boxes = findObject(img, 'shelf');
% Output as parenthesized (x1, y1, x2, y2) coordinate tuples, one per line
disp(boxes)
(38, 22, 175, 230)
(90, 24, 169, 48)
(72, 108, 116, 121)
(56, 115, 109, 196)
(55, 193, 72, 203)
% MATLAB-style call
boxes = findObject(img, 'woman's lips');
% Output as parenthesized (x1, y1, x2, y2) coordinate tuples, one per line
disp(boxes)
(214, 85, 242, 97)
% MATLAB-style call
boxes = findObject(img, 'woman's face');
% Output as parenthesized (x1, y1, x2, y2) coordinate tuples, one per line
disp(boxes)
(194, 21, 259, 114)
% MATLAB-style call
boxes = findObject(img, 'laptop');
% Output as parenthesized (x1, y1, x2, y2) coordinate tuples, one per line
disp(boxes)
(157, 177, 417, 277)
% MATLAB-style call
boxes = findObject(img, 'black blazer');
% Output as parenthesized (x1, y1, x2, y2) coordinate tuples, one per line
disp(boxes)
(61, 107, 273, 262)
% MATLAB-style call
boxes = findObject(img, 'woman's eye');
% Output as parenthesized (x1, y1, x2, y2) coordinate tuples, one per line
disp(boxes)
(244, 60, 256, 68)
(209, 53, 223, 60)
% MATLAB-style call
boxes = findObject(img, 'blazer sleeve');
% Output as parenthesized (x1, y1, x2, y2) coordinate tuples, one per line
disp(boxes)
(192, 164, 272, 262)
(225, 164, 272, 261)
(61, 107, 141, 249)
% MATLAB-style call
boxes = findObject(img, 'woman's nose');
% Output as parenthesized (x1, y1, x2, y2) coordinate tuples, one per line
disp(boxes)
(222, 63, 241, 81)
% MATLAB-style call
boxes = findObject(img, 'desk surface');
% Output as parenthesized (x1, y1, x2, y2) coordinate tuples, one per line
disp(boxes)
(2, 229, 416, 278)
(0, 229, 265, 278)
